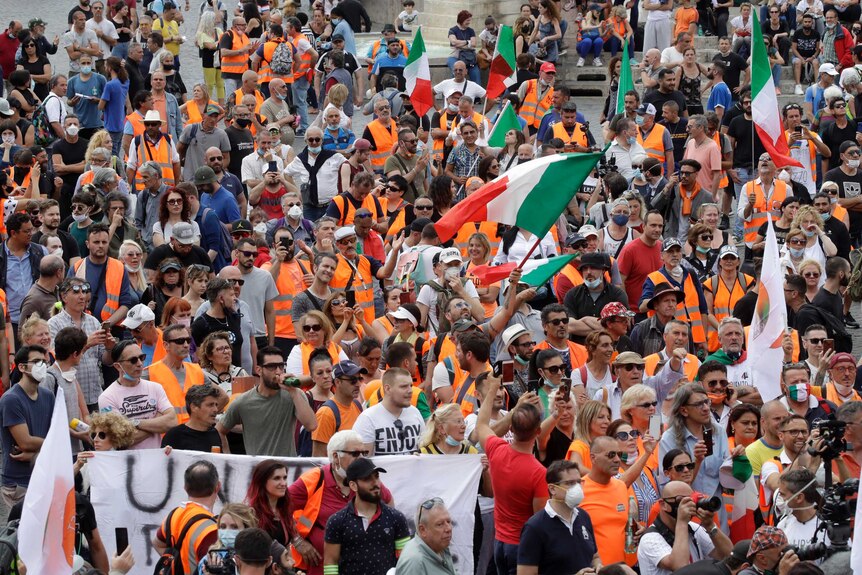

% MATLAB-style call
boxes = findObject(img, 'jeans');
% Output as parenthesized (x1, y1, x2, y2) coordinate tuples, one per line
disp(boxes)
(447, 56, 481, 83)
(292, 75, 311, 131)
(607, 35, 635, 58)
(109, 131, 123, 159)
(223, 76, 240, 98)
(111, 42, 129, 59)
(493, 540, 519, 575)
(577, 37, 604, 58)
(733, 166, 754, 239)
(303, 202, 328, 222)
(772, 63, 782, 87)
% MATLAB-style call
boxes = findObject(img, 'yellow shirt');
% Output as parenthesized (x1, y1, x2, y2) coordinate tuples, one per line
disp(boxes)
(153, 17, 181, 55)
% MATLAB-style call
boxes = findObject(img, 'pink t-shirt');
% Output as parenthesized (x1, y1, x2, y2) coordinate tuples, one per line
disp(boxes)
(617, 238, 663, 311)
(98, 378, 174, 449)
(683, 138, 722, 192)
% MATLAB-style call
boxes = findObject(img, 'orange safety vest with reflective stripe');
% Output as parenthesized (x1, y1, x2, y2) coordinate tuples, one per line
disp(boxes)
(221, 29, 251, 76)
(552, 121, 588, 147)
(125, 111, 146, 145)
(380, 198, 408, 244)
(258, 39, 290, 83)
(534, 339, 588, 371)
(292, 466, 327, 569)
(706, 273, 753, 352)
(233, 88, 264, 113)
(637, 123, 668, 164)
(367, 119, 398, 170)
(814, 382, 862, 405)
(442, 356, 489, 416)
(273, 259, 308, 339)
(73, 257, 124, 322)
(331, 193, 379, 227)
(132, 133, 176, 193)
(291, 33, 313, 81)
(298, 340, 342, 375)
(742, 179, 789, 245)
(147, 360, 205, 424)
(185, 99, 220, 124)
(453, 221, 501, 258)
(160, 502, 217, 575)
(712, 132, 729, 188)
(366, 38, 409, 72)
(644, 351, 700, 381)
(759, 457, 783, 525)
(785, 129, 817, 181)
(519, 79, 554, 129)
(833, 204, 849, 223)
(5, 165, 31, 193)
(552, 260, 611, 301)
(646, 270, 707, 344)
(431, 112, 453, 163)
(331, 254, 376, 323)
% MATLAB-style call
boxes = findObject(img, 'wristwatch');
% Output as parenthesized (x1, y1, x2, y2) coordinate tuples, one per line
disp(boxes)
(707, 526, 719, 538)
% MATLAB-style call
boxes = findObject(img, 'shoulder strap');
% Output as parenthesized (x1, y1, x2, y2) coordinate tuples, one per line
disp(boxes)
(454, 372, 473, 404)
(322, 399, 341, 430)
(443, 356, 456, 387)
(709, 275, 719, 294)
(433, 334, 446, 361)
(352, 399, 364, 412)
(171, 512, 213, 573)
(302, 289, 323, 312)
(579, 365, 588, 386)
(602, 387, 608, 404)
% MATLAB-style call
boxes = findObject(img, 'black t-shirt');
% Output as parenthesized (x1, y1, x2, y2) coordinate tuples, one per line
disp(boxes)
(756, 221, 790, 250)
(762, 20, 789, 40)
(812, 287, 844, 319)
(144, 244, 213, 273)
(793, 28, 821, 58)
(823, 215, 852, 260)
(643, 89, 687, 117)
(315, 51, 360, 76)
(659, 117, 689, 164)
(712, 51, 748, 93)
(727, 115, 765, 170)
(192, 312, 244, 366)
(68, 6, 93, 24)
(161, 423, 222, 451)
(733, 289, 759, 326)
(825, 166, 862, 234)
(721, 101, 745, 130)
(820, 120, 860, 172)
(52, 137, 90, 191)
(225, 125, 255, 181)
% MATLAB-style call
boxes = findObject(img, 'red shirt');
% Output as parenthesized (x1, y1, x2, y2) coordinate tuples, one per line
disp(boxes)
(485, 435, 548, 544)
(0, 30, 19, 81)
(359, 229, 385, 262)
(288, 464, 393, 575)
(617, 238, 662, 312)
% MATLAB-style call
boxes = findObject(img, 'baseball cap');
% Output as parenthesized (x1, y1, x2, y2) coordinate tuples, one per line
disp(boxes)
(391, 306, 419, 327)
(613, 351, 646, 366)
(724, 540, 752, 569)
(451, 318, 478, 332)
(231, 219, 253, 235)
(159, 260, 182, 273)
(820, 63, 839, 76)
(332, 33, 345, 42)
(747, 526, 788, 559)
(344, 458, 386, 485)
(333, 360, 366, 379)
(565, 233, 587, 248)
(121, 303, 156, 329)
(502, 323, 530, 349)
(172, 222, 196, 244)
(718, 245, 739, 259)
(637, 103, 657, 116)
(439, 247, 462, 264)
(353, 138, 371, 151)
(193, 166, 218, 186)
(662, 237, 683, 252)
(600, 302, 635, 325)
(577, 252, 610, 270)
(829, 352, 856, 369)
(205, 104, 221, 116)
(334, 226, 356, 241)
(540, 62, 556, 74)
(578, 225, 599, 239)
(0, 99, 13, 117)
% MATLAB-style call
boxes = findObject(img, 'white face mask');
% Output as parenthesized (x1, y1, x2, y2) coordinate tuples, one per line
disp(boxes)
(777, 170, 791, 182)
(72, 213, 89, 223)
(60, 367, 78, 382)
(1, 134, 15, 145)
(848, 159, 860, 169)
(52, 248, 64, 260)
(253, 222, 267, 235)
(288, 205, 303, 219)
(125, 262, 141, 273)
(444, 266, 460, 280)
(564, 484, 584, 509)
(833, 381, 854, 397)
(29, 361, 48, 383)
(66, 125, 80, 137)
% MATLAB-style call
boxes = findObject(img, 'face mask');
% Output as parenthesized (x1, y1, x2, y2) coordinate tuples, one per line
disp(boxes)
(707, 391, 726, 405)
(668, 264, 683, 278)
(1, 134, 15, 145)
(726, 349, 742, 362)
(164, 282, 179, 290)
(235, 118, 251, 128)
(444, 435, 461, 447)
(174, 316, 191, 327)
(826, 22, 836, 29)
(514, 354, 529, 365)
(253, 223, 267, 235)
(308, 146, 322, 154)
(696, 245, 711, 254)
(821, 213, 831, 222)
(787, 383, 810, 402)
(620, 448, 639, 464)
(544, 378, 559, 390)
(631, 168, 643, 180)
(163, 64, 174, 71)
(60, 367, 78, 381)
(635, 115, 644, 126)
(564, 484, 584, 509)
(125, 262, 141, 273)
(218, 529, 239, 548)
(627, 136, 637, 146)
(117, 365, 137, 382)
(444, 267, 460, 280)
(584, 277, 602, 290)
(66, 125, 80, 137)
(81, 65, 92, 75)
(257, 148, 266, 157)
(539, 78, 549, 87)
(28, 361, 48, 382)
(665, 500, 681, 518)
(831, 197, 838, 204)
(848, 159, 860, 169)
(331, 17, 341, 24)
(803, 228, 816, 238)
(789, 247, 805, 259)
(777, 170, 791, 182)
(611, 214, 629, 226)
(447, 103, 458, 113)
(276, 92, 287, 101)
(72, 212, 89, 222)
(288, 205, 303, 219)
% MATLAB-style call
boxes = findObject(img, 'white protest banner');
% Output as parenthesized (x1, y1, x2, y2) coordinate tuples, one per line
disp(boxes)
(89, 450, 482, 575)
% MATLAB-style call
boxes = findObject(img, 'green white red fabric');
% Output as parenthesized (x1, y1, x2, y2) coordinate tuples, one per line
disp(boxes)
(468, 255, 576, 287)
(487, 100, 521, 147)
(751, 13, 802, 168)
(486, 25, 517, 100)
(434, 151, 603, 244)
(404, 27, 433, 117)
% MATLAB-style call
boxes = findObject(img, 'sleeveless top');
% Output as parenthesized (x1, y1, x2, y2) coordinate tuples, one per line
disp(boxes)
(679, 71, 702, 110)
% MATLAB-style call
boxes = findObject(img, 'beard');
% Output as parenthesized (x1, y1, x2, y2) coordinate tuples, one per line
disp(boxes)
(356, 484, 381, 504)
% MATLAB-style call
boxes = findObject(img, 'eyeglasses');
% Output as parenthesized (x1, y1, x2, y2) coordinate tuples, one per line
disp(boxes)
(782, 428, 809, 437)
(306, 137, 322, 143)
(546, 317, 567, 326)
(541, 364, 564, 374)
(338, 449, 370, 457)
(90, 431, 108, 440)
(614, 430, 642, 441)
(803, 272, 820, 278)
(619, 364, 644, 372)
(685, 399, 711, 409)
(515, 340, 536, 348)
(303, 324, 322, 332)
(834, 103, 848, 110)
(338, 376, 361, 385)
(65, 283, 92, 294)
(166, 198, 183, 206)
(671, 462, 696, 472)
(845, 149, 860, 156)
(636, 401, 658, 408)
(120, 354, 147, 365)
(167, 337, 191, 345)
(415, 205, 433, 210)
(679, 170, 697, 176)
(71, 204, 89, 213)
(788, 239, 807, 246)
(261, 362, 284, 370)
(213, 345, 231, 353)
(238, 251, 257, 258)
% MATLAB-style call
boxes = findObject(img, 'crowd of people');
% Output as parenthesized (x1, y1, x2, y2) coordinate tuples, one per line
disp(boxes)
(0, 0, 860, 574)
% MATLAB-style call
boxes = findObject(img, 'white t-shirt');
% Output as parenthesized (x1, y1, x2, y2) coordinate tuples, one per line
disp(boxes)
(153, 220, 201, 244)
(398, 10, 420, 31)
(776, 513, 832, 553)
(730, 16, 753, 39)
(85, 18, 119, 60)
(61, 28, 100, 72)
(44, 94, 67, 126)
(432, 78, 486, 102)
(574, 365, 614, 403)
(760, 450, 792, 519)
(660, 46, 685, 67)
(797, 0, 824, 16)
(352, 403, 426, 455)
(97, 378, 174, 450)
(637, 524, 715, 575)
(644, 0, 672, 21)
(417, 278, 480, 337)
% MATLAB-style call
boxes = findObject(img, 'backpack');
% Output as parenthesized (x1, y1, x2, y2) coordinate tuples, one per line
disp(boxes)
(203, 207, 233, 263)
(847, 249, 862, 301)
(798, 303, 853, 353)
(319, 398, 363, 431)
(31, 94, 59, 148)
(269, 41, 294, 76)
(152, 508, 214, 575)
(0, 520, 18, 575)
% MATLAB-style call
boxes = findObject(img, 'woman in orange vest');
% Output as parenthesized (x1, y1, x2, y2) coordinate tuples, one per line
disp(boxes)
(607, 419, 661, 526)
(371, 286, 401, 342)
(566, 399, 611, 474)
(180, 83, 222, 124)
(323, 292, 371, 361)
(285, 311, 348, 386)
(820, 182, 850, 229)
(464, 233, 500, 319)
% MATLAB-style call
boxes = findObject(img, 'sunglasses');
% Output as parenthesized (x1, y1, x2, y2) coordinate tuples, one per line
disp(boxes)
(303, 324, 322, 332)
(685, 399, 711, 409)
(788, 239, 807, 246)
(806, 338, 825, 344)
(306, 137, 322, 143)
(339, 449, 370, 457)
(619, 364, 644, 372)
(90, 431, 108, 440)
(803, 272, 820, 278)
(704, 379, 730, 389)
(261, 362, 284, 370)
(167, 337, 191, 345)
(119, 354, 147, 365)
(415, 205, 433, 210)
(671, 462, 696, 473)
(238, 250, 257, 258)
(166, 198, 183, 205)
(228, 278, 246, 286)
(699, 234, 713, 241)
(546, 317, 567, 326)
(65, 283, 92, 294)
(541, 364, 564, 374)
(604, 451, 622, 460)
(636, 400, 658, 408)
(417, 496, 444, 524)
(614, 430, 642, 441)
(331, 298, 347, 306)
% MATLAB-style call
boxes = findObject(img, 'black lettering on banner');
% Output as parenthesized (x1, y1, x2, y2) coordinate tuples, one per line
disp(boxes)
(140, 523, 160, 566)
(126, 454, 175, 512)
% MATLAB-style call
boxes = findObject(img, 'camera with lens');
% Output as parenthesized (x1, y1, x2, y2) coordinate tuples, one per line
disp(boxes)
(807, 419, 847, 460)
(691, 492, 722, 513)
(784, 543, 828, 563)
(597, 155, 617, 179)
(203, 549, 236, 575)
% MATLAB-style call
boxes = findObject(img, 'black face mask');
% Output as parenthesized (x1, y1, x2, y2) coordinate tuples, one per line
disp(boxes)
(665, 500, 680, 519)
(163, 64, 174, 71)
(235, 118, 252, 128)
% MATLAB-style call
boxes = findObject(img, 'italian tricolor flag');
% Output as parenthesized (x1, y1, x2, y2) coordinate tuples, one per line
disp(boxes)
(434, 151, 603, 243)
(486, 26, 517, 101)
(404, 27, 433, 117)
(468, 255, 576, 287)
(751, 13, 802, 168)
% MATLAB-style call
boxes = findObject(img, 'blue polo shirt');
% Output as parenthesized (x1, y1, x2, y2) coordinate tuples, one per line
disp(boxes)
(324, 500, 410, 575)
(201, 185, 241, 225)
(518, 503, 598, 575)
(371, 53, 407, 75)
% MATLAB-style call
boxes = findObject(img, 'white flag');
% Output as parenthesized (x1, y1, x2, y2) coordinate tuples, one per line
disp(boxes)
(18, 386, 76, 574)
(747, 216, 787, 401)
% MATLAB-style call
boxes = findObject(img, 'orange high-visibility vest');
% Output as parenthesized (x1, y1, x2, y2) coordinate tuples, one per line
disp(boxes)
(431, 112, 453, 163)
(131, 133, 176, 193)
(292, 467, 327, 569)
(221, 29, 251, 76)
(705, 273, 753, 352)
(712, 132, 729, 188)
(73, 257, 124, 322)
(813, 382, 862, 405)
(5, 165, 31, 193)
(125, 110, 146, 146)
(331, 193, 379, 227)
(465, 260, 498, 319)
(646, 270, 707, 344)
(147, 360, 205, 424)
(291, 33, 313, 81)
(742, 179, 789, 245)
(637, 123, 669, 164)
(367, 119, 398, 170)
(380, 197, 408, 244)
(833, 204, 849, 223)
(742, 325, 800, 362)
(518, 79, 554, 129)
(185, 99, 220, 124)
(330, 254, 375, 323)
(785, 129, 817, 183)
(453, 221, 501, 258)
(273, 259, 308, 339)
(257, 38, 290, 83)
(159, 502, 217, 574)
(233, 88, 264, 113)
(552, 121, 588, 147)
(534, 339, 588, 371)
(366, 38, 409, 72)
(643, 350, 700, 381)
(298, 340, 342, 375)
(759, 457, 783, 525)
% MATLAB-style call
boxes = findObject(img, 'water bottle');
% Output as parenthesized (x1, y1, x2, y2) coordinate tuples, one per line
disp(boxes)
(624, 495, 638, 553)
(69, 418, 90, 433)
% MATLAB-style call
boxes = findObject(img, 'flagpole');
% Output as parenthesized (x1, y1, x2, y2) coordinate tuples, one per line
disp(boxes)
(516, 234, 545, 271)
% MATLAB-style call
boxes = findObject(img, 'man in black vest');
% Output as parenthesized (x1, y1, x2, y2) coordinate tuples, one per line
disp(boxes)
(284, 127, 347, 222)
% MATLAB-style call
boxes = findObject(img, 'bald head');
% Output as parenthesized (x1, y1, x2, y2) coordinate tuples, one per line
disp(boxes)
(306, 126, 323, 140)
(269, 78, 285, 92)
(204, 147, 223, 161)
(663, 480, 693, 499)
(219, 266, 241, 280)
(242, 70, 258, 84)
(590, 435, 617, 453)
(39, 254, 65, 278)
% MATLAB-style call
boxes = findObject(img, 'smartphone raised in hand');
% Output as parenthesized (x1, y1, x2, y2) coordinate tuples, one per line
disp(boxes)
(703, 426, 714, 457)
(115, 527, 129, 554)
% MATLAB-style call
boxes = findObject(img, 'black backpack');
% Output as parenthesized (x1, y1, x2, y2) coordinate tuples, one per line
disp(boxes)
(152, 508, 214, 575)
(0, 520, 18, 575)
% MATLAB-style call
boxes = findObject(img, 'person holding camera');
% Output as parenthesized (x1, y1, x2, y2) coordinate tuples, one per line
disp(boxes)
(637, 480, 733, 575)
(738, 526, 799, 575)
(776, 469, 830, 552)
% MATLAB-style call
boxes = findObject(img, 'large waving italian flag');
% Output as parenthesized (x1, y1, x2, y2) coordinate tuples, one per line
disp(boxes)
(751, 13, 802, 168)
(487, 26, 517, 101)
(434, 151, 603, 243)
(404, 27, 433, 117)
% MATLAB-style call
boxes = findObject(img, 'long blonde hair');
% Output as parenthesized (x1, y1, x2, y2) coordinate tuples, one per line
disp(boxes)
(420, 403, 463, 448)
